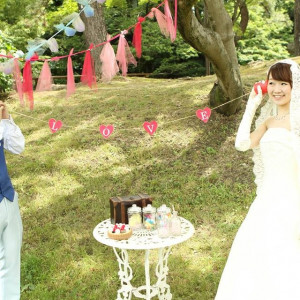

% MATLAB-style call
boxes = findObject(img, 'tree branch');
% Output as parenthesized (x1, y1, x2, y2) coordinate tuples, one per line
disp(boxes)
(176, 0, 243, 113)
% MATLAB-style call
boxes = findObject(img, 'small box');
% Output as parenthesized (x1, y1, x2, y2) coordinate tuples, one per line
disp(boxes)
(110, 194, 152, 224)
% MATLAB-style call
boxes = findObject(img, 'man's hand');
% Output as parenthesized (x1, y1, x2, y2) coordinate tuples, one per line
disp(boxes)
(0, 102, 9, 120)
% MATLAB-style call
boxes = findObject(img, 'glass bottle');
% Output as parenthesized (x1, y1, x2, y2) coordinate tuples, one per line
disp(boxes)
(156, 204, 172, 238)
(143, 204, 156, 231)
(170, 210, 181, 236)
(127, 204, 142, 231)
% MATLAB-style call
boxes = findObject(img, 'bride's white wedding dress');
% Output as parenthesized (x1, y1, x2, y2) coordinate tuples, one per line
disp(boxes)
(215, 128, 300, 300)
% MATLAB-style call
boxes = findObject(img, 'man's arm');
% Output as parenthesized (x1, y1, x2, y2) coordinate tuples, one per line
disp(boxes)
(0, 102, 25, 154)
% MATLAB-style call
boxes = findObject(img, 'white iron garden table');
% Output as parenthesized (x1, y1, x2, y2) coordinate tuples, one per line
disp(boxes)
(93, 217, 194, 300)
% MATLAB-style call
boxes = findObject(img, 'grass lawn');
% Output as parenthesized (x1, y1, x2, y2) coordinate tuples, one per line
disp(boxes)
(5, 57, 300, 299)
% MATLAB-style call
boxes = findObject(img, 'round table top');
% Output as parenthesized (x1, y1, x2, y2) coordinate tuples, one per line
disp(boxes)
(93, 217, 195, 250)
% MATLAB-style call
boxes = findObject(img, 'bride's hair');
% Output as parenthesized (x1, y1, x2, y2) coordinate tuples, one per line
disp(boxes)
(267, 63, 293, 87)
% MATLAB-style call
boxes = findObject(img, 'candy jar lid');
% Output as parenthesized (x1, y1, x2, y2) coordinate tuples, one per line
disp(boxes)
(157, 204, 171, 214)
(143, 204, 156, 214)
(128, 204, 141, 213)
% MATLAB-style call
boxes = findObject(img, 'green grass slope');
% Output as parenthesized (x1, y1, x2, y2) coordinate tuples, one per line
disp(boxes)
(5, 57, 300, 299)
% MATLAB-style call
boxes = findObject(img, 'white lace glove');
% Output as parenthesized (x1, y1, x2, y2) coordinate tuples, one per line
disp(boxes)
(235, 86, 263, 151)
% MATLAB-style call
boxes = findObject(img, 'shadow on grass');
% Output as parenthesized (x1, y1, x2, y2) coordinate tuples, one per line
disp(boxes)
(3, 76, 258, 299)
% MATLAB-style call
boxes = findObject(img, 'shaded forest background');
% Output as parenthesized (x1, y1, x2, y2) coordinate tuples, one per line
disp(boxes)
(0, 0, 297, 94)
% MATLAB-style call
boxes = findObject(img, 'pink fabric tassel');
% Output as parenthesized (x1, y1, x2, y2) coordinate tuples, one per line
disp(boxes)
(81, 43, 97, 88)
(67, 48, 76, 98)
(148, 8, 169, 38)
(36, 60, 53, 92)
(22, 53, 38, 110)
(132, 17, 145, 58)
(100, 35, 119, 82)
(22, 61, 34, 110)
(174, 0, 178, 39)
(164, 0, 176, 42)
(13, 59, 24, 106)
(116, 31, 137, 76)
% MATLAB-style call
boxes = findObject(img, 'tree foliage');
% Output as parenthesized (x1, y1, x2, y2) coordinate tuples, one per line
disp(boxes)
(0, 31, 15, 93)
(230, 1, 293, 64)
(0, 0, 298, 94)
(104, 3, 203, 76)
(0, 0, 49, 50)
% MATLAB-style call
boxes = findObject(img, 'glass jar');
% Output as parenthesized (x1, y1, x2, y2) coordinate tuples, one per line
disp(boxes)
(127, 204, 142, 231)
(156, 204, 172, 238)
(143, 204, 156, 231)
(170, 210, 182, 236)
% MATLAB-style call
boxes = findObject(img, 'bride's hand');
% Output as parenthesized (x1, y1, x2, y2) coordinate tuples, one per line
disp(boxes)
(248, 85, 263, 108)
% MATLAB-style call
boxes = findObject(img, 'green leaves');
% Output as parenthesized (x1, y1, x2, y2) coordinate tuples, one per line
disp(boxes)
(236, 3, 292, 64)
(0, 31, 17, 93)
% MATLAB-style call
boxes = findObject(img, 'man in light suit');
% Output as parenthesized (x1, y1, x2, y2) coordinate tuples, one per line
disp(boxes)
(0, 101, 25, 300)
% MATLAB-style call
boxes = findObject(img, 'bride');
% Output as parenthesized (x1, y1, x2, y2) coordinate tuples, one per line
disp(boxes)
(215, 59, 300, 300)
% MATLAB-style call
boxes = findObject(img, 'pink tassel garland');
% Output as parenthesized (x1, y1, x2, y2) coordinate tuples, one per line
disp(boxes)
(67, 48, 76, 98)
(148, 8, 169, 38)
(81, 43, 97, 88)
(36, 60, 53, 92)
(116, 31, 137, 76)
(13, 59, 24, 106)
(132, 17, 145, 58)
(22, 53, 38, 110)
(164, 0, 176, 42)
(100, 35, 119, 82)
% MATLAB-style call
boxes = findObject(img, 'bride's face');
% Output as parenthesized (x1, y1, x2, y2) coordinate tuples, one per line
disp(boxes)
(267, 75, 292, 107)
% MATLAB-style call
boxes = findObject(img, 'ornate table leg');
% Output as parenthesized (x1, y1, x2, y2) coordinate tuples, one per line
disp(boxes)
(132, 250, 158, 299)
(144, 249, 151, 299)
(113, 247, 133, 300)
(155, 247, 173, 300)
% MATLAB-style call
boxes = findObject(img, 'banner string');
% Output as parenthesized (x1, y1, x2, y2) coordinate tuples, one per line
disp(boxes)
(29, 1, 94, 57)
(9, 91, 250, 133)
(0, 1, 165, 62)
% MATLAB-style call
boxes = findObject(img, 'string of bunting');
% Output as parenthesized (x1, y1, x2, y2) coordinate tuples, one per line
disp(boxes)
(2, 0, 262, 139)
(9, 92, 249, 138)
(1, 0, 107, 61)
(0, 0, 177, 110)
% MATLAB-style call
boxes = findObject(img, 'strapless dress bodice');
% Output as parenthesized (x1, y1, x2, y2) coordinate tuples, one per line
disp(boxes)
(260, 128, 298, 187)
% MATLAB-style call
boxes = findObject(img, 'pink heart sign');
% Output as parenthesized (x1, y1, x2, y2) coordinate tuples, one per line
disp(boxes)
(196, 107, 211, 123)
(48, 118, 63, 133)
(99, 125, 114, 138)
(143, 121, 158, 135)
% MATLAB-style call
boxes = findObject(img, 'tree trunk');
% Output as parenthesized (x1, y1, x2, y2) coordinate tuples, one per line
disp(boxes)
(205, 57, 211, 76)
(234, 1, 249, 44)
(176, 0, 243, 115)
(204, 2, 210, 76)
(295, 0, 300, 56)
(80, 2, 107, 78)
